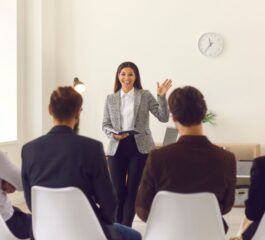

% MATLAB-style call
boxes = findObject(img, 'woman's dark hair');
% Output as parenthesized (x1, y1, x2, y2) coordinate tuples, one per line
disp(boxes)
(49, 86, 83, 121)
(168, 86, 207, 126)
(114, 62, 143, 92)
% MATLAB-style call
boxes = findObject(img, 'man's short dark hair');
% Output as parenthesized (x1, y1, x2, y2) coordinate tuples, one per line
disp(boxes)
(168, 86, 207, 126)
(49, 86, 83, 121)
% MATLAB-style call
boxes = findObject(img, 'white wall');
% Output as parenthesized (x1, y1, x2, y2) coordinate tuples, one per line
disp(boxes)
(0, 0, 27, 204)
(51, 0, 265, 154)
(2, 0, 265, 203)
(0, 0, 17, 143)
(1, 0, 57, 203)
(4, 0, 265, 167)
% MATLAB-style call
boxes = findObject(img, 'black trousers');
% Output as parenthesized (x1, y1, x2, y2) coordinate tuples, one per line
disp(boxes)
(6, 206, 32, 239)
(108, 136, 147, 227)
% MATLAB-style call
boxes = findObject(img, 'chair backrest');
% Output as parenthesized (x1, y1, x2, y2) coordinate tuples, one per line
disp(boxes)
(0, 215, 28, 240)
(252, 212, 265, 240)
(144, 191, 227, 240)
(32, 186, 107, 240)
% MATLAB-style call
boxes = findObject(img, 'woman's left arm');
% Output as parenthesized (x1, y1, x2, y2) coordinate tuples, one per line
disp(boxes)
(148, 79, 172, 122)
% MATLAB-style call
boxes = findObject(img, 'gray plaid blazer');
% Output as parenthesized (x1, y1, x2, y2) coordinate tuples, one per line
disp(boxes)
(102, 88, 169, 156)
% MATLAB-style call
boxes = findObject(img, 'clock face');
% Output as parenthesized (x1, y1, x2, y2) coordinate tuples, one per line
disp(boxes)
(198, 32, 224, 57)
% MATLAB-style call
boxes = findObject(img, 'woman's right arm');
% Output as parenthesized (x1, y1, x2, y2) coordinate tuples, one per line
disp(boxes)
(102, 96, 128, 141)
(102, 96, 114, 139)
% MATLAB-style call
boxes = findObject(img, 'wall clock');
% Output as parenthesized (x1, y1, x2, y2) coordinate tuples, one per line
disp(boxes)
(198, 32, 224, 57)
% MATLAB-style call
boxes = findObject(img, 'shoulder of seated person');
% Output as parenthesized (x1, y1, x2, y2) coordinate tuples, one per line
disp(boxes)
(152, 143, 179, 156)
(212, 144, 235, 156)
(77, 135, 103, 146)
(252, 156, 265, 168)
(254, 156, 265, 162)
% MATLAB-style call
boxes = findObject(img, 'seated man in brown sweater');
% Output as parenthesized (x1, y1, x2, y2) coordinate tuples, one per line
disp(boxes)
(136, 86, 236, 232)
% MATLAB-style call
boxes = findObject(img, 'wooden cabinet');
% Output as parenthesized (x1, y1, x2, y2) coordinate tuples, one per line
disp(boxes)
(216, 143, 260, 161)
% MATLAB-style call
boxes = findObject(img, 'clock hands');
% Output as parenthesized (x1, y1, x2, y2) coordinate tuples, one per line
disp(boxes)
(208, 38, 213, 46)
(204, 38, 213, 53)
(198, 32, 223, 57)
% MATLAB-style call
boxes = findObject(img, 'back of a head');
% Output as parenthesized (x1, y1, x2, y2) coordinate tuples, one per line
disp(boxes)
(168, 86, 207, 126)
(49, 86, 83, 121)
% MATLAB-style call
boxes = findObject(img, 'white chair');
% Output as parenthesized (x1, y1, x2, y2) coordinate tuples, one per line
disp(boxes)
(252, 213, 265, 240)
(32, 186, 107, 240)
(143, 191, 227, 240)
(0, 215, 29, 240)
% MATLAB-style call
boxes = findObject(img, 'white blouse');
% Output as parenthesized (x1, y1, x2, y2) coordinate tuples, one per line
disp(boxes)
(120, 88, 135, 131)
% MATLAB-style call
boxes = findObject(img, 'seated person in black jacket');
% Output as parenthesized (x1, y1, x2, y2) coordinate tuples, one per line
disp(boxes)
(230, 156, 265, 240)
(21, 86, 141, 240)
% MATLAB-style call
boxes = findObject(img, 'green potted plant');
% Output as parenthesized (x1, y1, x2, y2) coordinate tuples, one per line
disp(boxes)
(202, 111, 217, 125)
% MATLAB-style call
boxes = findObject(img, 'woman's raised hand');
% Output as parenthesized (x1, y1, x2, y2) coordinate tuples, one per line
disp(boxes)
(157, 79, 172, 96)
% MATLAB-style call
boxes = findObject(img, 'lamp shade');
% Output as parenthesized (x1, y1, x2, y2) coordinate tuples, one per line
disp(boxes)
(73, 77, 86, 93)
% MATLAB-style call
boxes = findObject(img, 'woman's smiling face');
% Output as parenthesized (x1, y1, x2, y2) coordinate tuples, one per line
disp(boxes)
(118, 67, 136, 92)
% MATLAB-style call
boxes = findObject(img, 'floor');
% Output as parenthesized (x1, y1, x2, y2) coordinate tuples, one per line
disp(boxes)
(18, 202, 245, 239)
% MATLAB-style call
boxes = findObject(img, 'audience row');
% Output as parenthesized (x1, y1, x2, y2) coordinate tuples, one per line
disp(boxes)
(0, 62, 264, 240)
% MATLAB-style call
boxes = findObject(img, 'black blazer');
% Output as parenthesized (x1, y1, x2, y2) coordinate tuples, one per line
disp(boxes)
(21, 125, 117, 225)
(245, 156, 265, 221)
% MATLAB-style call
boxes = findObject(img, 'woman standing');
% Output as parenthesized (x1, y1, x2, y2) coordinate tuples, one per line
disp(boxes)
(103, 61, 172, 226)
